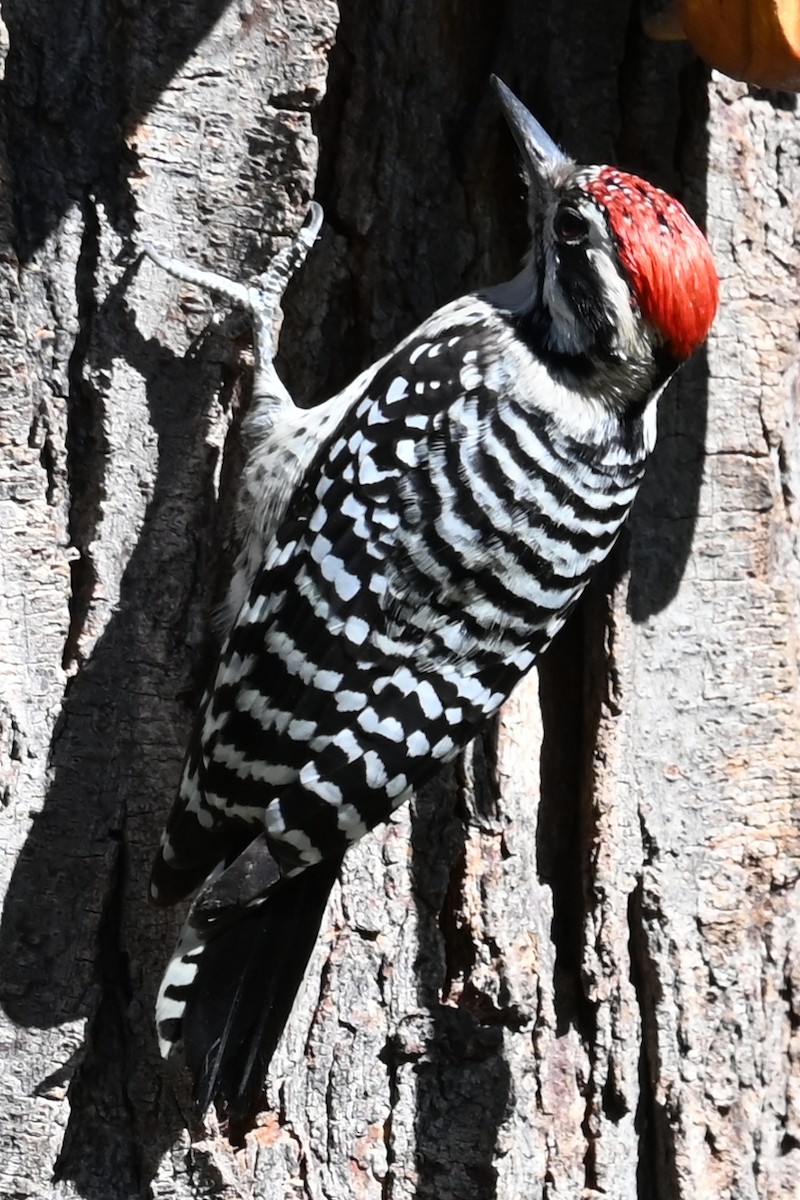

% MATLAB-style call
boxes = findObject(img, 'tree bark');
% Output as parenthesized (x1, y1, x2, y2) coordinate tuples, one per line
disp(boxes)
(1, 2, 799, 1198)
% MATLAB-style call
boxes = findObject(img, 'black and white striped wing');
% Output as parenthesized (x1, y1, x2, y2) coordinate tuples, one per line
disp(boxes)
(150, 297, 644, 904)
(151, 311, 478, 898)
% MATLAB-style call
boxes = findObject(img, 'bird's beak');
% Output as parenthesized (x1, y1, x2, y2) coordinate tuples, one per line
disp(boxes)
(492, 76, 572, 184)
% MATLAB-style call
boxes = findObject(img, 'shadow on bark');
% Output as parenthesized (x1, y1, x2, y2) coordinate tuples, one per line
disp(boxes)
(537, 629, 595, 1039)
(0, 2, 249, 1191)
(2, 0, 233, 261)
(0, 258, 230, 1194)
(622, 54, 712, 622)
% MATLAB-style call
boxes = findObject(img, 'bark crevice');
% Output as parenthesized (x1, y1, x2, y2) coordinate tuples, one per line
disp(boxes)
(63, 197, 106, 671)
(628, 883, 681, 1200)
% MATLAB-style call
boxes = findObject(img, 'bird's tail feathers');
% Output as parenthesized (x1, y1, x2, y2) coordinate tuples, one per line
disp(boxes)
(156, 855, 342, 1122)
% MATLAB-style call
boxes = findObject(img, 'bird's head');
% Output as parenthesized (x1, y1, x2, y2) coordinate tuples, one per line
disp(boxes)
(493, 77, 718, 379)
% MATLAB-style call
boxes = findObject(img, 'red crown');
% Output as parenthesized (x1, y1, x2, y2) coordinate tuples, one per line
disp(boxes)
(587, 168, 719, 360)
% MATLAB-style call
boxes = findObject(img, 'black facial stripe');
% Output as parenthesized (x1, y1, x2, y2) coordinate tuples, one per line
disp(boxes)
(554, 241, 618, 351)
(508, 302, 594, 380)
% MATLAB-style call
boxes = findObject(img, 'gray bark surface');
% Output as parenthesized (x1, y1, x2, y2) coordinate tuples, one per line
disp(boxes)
(0, 2, 798, 1198)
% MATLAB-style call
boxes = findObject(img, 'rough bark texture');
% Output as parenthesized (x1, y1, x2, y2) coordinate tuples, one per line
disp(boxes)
(0, 2, 798, 1198)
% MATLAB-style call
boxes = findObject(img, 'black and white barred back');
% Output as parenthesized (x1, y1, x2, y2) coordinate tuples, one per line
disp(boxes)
(149, 79, 718, 1120)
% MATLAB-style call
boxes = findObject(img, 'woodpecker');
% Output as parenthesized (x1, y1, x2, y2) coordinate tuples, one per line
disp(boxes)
(146, 77, 718, 1121)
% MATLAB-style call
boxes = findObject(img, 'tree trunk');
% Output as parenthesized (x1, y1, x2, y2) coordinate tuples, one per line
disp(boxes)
(1, 2, 799, 1197)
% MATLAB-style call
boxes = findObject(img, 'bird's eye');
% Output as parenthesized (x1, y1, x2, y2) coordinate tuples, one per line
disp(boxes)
(554, 206, 589, 245)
